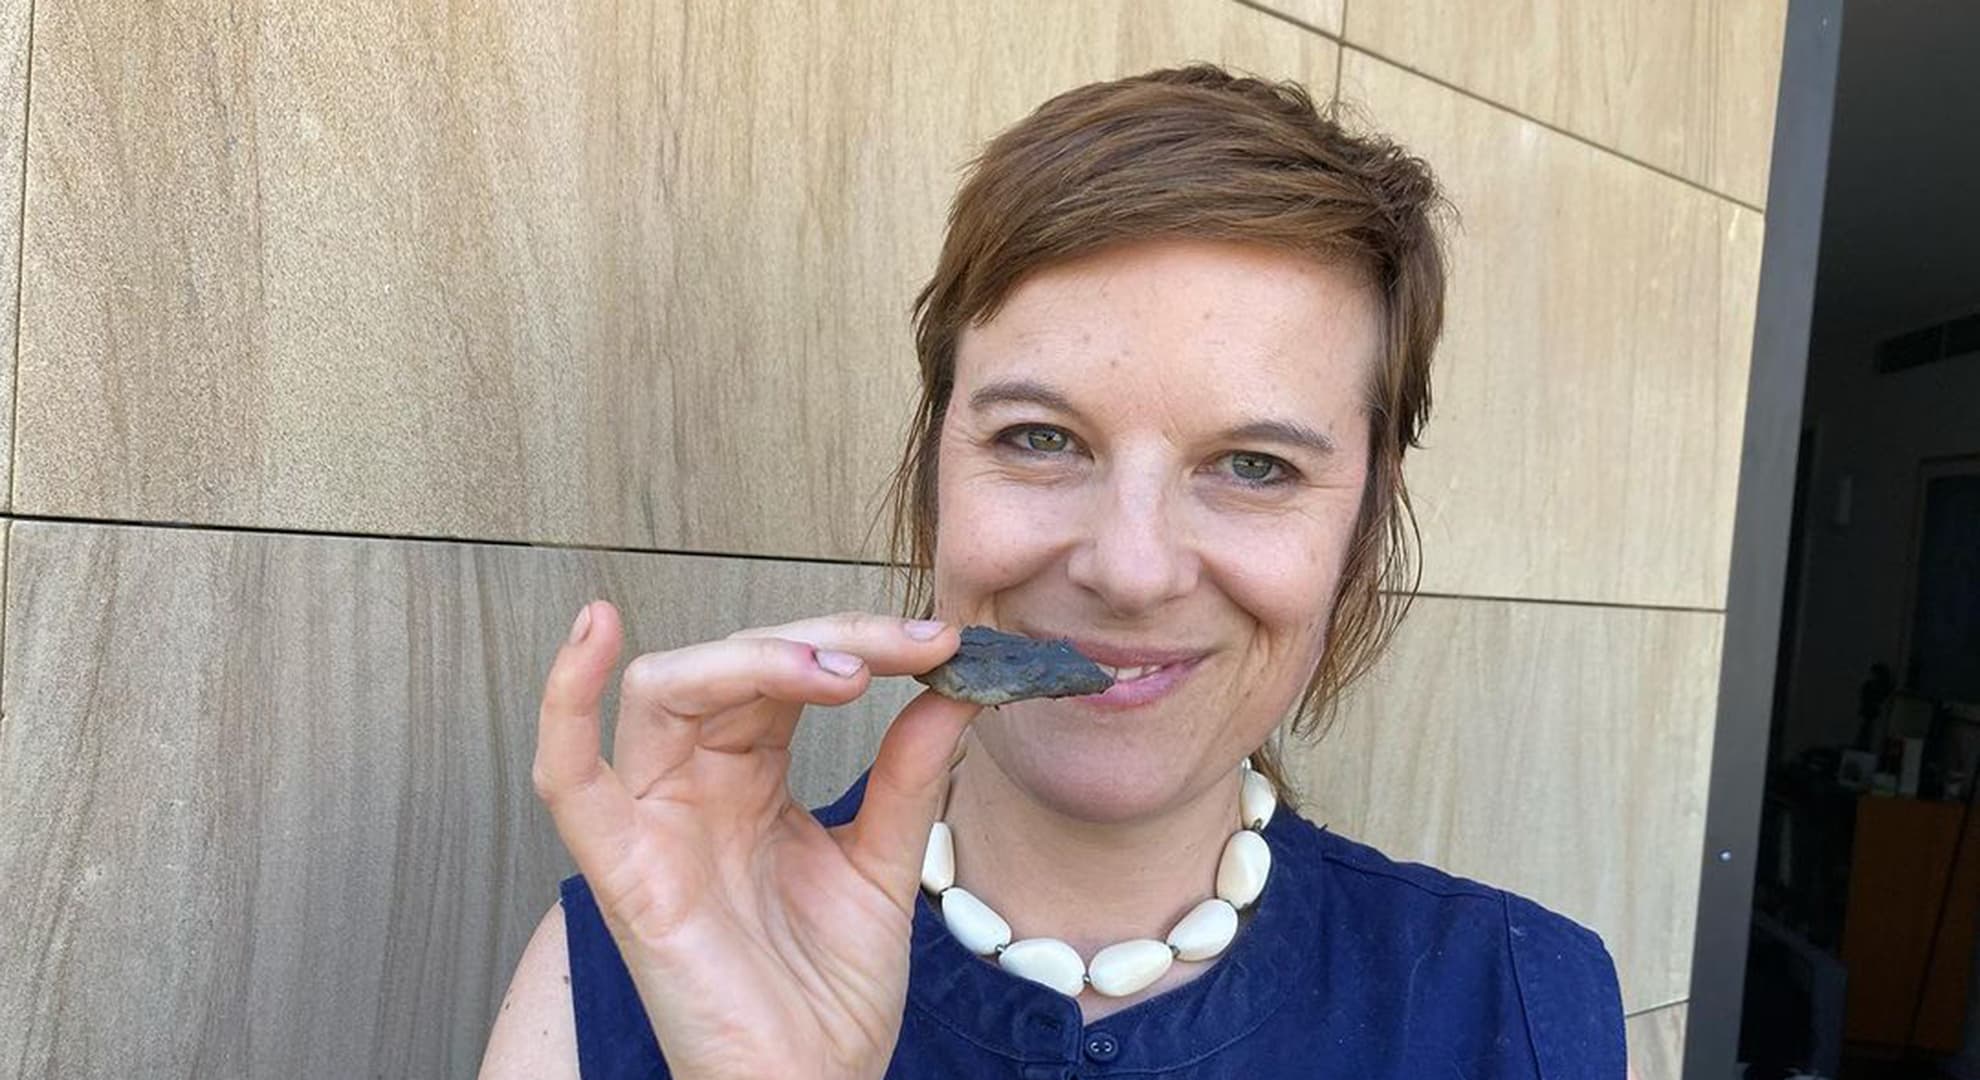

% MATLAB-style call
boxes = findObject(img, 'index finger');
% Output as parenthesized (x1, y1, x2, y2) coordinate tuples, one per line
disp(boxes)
(728, 612, 960, 676)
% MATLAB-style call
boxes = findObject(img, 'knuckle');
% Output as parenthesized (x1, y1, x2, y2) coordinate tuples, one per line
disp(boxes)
(760, 636, 814, 669)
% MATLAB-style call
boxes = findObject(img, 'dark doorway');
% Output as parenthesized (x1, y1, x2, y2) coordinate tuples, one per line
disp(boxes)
(1726, 1, 1980, 1077)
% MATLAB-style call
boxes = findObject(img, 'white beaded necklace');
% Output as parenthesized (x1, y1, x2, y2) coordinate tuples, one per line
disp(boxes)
(919, 757, 1277, 999)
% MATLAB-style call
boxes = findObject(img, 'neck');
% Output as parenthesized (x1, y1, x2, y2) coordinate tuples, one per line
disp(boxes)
(938, 738, 1244, 963)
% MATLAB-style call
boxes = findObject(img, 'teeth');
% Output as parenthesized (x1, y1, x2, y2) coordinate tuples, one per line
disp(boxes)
(1099, 663, 1161, 681)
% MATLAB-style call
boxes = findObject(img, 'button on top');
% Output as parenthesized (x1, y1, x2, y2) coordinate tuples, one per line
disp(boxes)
(1083, 1031, 1121, 1062)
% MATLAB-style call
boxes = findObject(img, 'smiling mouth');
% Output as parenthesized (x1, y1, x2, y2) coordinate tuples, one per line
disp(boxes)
(1061, 654, 1204, 710)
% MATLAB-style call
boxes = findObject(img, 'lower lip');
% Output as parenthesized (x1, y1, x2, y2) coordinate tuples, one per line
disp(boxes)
(1073, 657, 1202, 710)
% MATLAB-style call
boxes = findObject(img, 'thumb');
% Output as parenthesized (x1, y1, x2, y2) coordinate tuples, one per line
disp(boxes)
(841, 689, 979, 912)
(533, 600, 637, 877)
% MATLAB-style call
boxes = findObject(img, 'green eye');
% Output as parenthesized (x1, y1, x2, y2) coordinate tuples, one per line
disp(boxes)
(1023, 428, 1069, 453)
(1230, 453, 1279, 482)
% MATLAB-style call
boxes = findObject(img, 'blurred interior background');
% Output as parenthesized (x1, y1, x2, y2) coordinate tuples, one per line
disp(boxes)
(1740, 1, 1980, 1077)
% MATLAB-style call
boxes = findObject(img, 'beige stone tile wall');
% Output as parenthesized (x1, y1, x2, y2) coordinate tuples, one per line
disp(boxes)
(1626, 1001, 1691, 1080)
(1341, 52, 1763, 611)
(0, 521, 911, 1075)
(1245, 0, 1346, 35)
(11, 0, 1332, 559)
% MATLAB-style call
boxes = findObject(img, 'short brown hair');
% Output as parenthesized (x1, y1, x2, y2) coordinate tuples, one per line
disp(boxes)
(882, 64, 1448, 810)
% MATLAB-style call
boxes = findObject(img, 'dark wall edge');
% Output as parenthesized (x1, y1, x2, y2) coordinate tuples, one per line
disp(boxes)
(1684, 0, 1844, 1074)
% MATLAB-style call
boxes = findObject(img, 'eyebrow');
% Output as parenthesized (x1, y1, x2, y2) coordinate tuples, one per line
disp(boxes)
(1220, 419, 1340, 458)
(967, 378, 1340, 458)
(967, 379, 1084, 417)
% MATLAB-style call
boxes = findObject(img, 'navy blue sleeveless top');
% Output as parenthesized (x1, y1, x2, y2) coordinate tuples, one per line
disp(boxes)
(559, 771, 1626, 1078)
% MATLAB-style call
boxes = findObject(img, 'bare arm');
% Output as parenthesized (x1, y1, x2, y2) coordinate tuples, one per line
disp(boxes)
(479, 902, 579, 1080)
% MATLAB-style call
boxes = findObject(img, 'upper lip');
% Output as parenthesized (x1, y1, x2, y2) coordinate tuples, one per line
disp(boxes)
(1023, 632, 1207, 668)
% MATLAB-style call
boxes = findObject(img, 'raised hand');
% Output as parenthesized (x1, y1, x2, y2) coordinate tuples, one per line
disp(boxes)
(530, 601, 977, 1080)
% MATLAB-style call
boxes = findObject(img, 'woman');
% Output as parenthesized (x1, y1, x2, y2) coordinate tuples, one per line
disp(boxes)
(483, 65, 1632, 1078)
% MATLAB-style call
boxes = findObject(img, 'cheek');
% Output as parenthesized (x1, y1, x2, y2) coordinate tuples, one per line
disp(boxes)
(1202, 505, 1357, 642)
(932, 461, 1074, 600)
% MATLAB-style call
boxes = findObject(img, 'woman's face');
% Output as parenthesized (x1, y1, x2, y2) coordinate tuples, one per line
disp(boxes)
(932, 237, 1381, 823)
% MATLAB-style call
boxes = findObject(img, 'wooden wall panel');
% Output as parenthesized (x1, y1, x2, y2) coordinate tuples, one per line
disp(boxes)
(1343, 0, 1786, 206)
(1625, 1001, 1688, 1080)
(0, 520, 916, 1078)
(1285, 595, 1724, 1013)
(0, 0, 27, 511)
(1345, 52, 1763, 610)
(13, 0, 1333, 561)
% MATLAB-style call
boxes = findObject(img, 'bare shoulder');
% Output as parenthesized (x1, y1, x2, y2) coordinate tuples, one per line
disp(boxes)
(478, 901, 580, 1080)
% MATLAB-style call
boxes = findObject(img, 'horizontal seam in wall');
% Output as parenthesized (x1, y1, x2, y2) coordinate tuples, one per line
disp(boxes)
(1217, 2, 1766, 215)
(1230, 0, 1341, 40)
(1219, 3, 1766, 212)
(1337, 43, 1766, 214)
(0, 510, 902, 569)
(0, 512, 1729, 616)
(1625, 997, 1689, 1020)
(1409, 589, 1724, 616)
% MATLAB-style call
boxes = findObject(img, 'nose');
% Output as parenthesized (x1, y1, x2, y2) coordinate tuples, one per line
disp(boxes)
(1065, 465, 1201, 617)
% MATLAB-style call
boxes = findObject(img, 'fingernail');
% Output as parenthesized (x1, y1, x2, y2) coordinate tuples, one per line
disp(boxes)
(905, 619, 946, 641)
(816, 648, 865, 677)
(567, 603, 593, 646)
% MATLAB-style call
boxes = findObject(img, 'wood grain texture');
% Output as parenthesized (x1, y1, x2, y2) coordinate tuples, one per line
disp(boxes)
(1342, 0, 1786, 205)
(1285, 595, 1725, 1013)
(0, 520, 915, 1078)
(1345, 53, 1763, 610)
(1240, 0, 1344, 36)
(1625, 1001, 1688, 1080)
(0, 0, 26, 512)
(12, 0, 1333, 560)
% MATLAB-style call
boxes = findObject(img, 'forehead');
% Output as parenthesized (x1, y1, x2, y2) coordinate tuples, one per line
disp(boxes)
(955, 239, 1381, 414)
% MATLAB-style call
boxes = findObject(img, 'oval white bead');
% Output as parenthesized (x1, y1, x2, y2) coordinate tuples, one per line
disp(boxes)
(940, 887, 1011, 956)
(1240, 768, 1277, 830)
(921, 822, 955, 894)
(1217, 830, 1272, 910)
(998, 938, 1087, 996)
(1087, 938, 1174, 997)
(1166, 897, 1240, 961)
